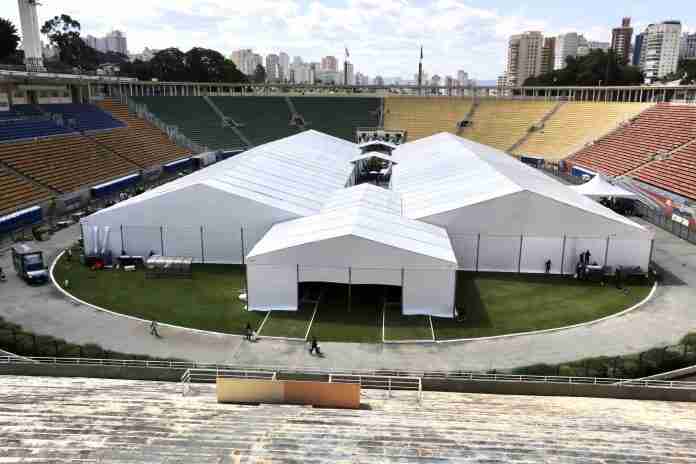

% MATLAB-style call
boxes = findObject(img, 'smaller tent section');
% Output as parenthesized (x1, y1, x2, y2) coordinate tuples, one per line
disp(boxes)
(246, 201, 457, 317)
(571, 175, 638, 199)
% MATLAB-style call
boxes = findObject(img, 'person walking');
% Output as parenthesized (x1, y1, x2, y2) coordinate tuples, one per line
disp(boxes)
(245, 323, 252, 342)
(309, 336, 321, 356)
(545, 259, 552, 275)
(150, 320, 161, 338)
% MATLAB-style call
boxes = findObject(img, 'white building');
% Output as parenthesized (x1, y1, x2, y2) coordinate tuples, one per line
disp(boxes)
(507, 31, 544, 86)
(290, 61, 314, 84)
(321, 56, 338, 71)
(129, 47, 158, 62)
(344, 62, 355, 85)
(457, 70, 469, 86)
(230, 49, 260, 75)
(641, 21, 682, 83)
(265, 54, 280, 80)
(82, 131, 653, 318)
(578, 40, 610, 57)
(680, 33, 696, 59)
(554, 33, 582, 70)
(279, 52, 290, 81)
(84, 30, 128, 55)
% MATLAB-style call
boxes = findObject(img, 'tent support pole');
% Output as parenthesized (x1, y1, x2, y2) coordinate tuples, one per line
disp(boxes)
(160, 226, 164, 255)
(560, 235, 567, 276)
(400, 268, 405, 315)
(200, 226, 205, 263)
(649, 239, 655, 264)
(604, 236, 611, 267)
(518, 235, 523, 274)
(347, 267, 352, 313)
(119, 224, 124, 254)
(475, 233, 480, 272)
(240, 227, 245, 264)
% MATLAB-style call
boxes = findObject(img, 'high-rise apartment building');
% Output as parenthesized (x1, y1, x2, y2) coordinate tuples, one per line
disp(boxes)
(344, 62, 355, 85)
(640, 21, 682, 83)
(85, 30, 128, 55)
(540, 37, 556, 74)
(633, 33, 645, 66)
(231, 49, 254, 74)
(578, 40, 610, 57)
(457, 70, 470, 86)
(507, 31, 544, 86)
(680, 33, 696, 59)
(611, 17, 634, 64)
(265, 54, 280, 80)
(554, 33, 581, 70)
(321, 56, 338, 71)
(279, 52, 289, 81)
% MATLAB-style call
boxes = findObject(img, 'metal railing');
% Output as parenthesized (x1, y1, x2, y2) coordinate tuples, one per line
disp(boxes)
(2, 356, 696, 390)
(181, 368, 277, 396)
(329, 374, 422, 401)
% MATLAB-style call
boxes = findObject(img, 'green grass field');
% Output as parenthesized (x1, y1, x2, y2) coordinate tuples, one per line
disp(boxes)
(54, 254, 652, 342)
(383, 305, 432, 341)
(259, 302, 316, 339)
(433, 273, 652, 340)
(53, 256, 266, 335)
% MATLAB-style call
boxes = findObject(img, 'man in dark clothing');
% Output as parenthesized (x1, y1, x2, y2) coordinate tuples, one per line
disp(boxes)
(545, 260, 552, 274)
(245, 323, 252, 341)
(615, 267, 622, 289)
(309, 337, 321, 356)
(585, 250, 592, 265)
(150, 320, 160, 338)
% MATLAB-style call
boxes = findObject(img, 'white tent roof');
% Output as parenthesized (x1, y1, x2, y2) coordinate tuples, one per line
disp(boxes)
(87, 130, 358, 218)
(390, 133, 647, 232)
(321, 183, 401, 215)
(349, 152, 397, 164)
(248, 203, 456, 265)
(571, 175, 638, 199)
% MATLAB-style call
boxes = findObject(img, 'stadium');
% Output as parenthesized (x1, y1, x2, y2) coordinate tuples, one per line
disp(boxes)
(2, 2, 696, 462)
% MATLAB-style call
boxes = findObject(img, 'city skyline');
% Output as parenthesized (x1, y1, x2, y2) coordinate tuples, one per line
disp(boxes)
(2, 0, 695, 81)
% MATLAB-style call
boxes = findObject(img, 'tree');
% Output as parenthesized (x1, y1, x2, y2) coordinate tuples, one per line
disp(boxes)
(185, 47, 226, 82)
(524, 50, 644, 87)
(222, 59, 248, 84)
(149, 48, 187, 81)
(41, 14, 97, 70)
(0, 18, 20, 60)
(253, 64, 267, 83)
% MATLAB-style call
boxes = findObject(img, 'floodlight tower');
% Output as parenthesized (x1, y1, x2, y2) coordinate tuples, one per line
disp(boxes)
(17, 0, 46, 72)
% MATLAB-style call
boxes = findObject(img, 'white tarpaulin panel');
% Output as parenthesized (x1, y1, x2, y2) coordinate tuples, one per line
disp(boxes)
(123, 226, 162, 257)
(247, 265, 297, 311)
(520, 236, 564, 274)
(606, 238, 652, 269)
(202, 226, 244, 264)
(299, 266, 348, 284)
(449, 234, 478, 270)
(163, 226, 202, 262)
(403, 269, 455, 317)
(351, 268, 401, 286)
(563, 237, 607, 274)
(478, 236, 520, 272)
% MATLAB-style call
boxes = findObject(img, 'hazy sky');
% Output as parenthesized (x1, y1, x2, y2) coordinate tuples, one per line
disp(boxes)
(3, 0, 694, 80)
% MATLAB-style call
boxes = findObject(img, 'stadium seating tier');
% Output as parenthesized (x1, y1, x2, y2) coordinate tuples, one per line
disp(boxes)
(384, 96, 474, 141)
(0, 168, 52, 215)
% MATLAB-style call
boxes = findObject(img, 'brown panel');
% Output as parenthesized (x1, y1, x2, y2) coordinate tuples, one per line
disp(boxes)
(216, 378, 284, 403)
(283, 380, 360, 409)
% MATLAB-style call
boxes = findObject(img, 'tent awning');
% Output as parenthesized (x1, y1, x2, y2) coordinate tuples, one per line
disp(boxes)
(571, 175, 638, 199)
(349, 152, 397, 164)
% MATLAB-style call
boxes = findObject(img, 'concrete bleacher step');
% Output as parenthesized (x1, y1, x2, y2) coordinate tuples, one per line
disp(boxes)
(2, 376, 696, 463)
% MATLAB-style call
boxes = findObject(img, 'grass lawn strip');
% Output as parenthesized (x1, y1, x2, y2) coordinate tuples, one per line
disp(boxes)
(259, 302, 315, 339)
(433, 273, 652, 340)
(383, 305, 433, 341)
(53, 254, 265, 335)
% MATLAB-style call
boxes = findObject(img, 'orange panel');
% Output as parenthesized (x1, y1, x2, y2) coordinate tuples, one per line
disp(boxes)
(283, 380, 360, 409)
(216, 378, 284, 403)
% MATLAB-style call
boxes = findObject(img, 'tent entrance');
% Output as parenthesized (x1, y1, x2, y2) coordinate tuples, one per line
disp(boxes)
(299, 282, 401, 313)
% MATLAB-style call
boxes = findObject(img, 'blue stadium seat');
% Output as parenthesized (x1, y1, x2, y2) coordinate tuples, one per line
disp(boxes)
(0, 117, 76, 142)
(38, 104, 126, 132)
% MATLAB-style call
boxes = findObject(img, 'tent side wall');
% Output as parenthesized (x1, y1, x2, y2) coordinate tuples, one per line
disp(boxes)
(81, 183, 300, 263)
(247, 235, 457, 317)
(422, 191, 653, 273)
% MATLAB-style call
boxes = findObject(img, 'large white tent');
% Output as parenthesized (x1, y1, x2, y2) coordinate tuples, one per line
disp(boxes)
(82, 130, 654, 317)
(246, 184, 457, 317)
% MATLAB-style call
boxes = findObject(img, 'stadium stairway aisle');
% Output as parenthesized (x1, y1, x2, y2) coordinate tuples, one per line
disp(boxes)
(1, 376, 696, 463)
(211, 96, 298, 146)
(129, 96, 246, 150)
(290, 96, 381, 141)
(512, 102, 651, 161)
(383, 96, 474, 141)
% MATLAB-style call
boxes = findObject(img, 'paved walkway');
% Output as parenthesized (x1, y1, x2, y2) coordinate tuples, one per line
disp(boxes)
(1, 219, 695, 371)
